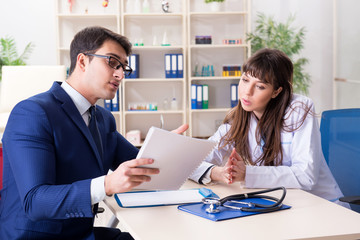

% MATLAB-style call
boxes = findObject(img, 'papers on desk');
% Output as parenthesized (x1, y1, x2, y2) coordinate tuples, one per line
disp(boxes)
(115, 188, 219, 208)
(134, 127, 217, 190)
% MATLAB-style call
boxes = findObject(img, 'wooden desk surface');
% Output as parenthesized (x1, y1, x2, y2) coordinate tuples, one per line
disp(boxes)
(105, 181, 360, 240)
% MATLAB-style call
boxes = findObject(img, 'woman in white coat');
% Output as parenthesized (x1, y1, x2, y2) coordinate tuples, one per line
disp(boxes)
(190, 48, 346, 206)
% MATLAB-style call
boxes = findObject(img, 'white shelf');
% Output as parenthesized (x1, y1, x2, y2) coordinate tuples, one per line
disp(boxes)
(124, 13, 184, 17)
(132, 46, 185, 50)
(191, 76, 240, 81)
(187, 0, 250, 137)
(57, 14, 118, 18)
(190, 108, 230, 113)
(189, 44, 248, 49)
(121, 0, 187, 137)
(189, 11, 248, 16)
(124, 110, 184, 115)
(123, 78, 184, 83)
(55, 0, 249, 139)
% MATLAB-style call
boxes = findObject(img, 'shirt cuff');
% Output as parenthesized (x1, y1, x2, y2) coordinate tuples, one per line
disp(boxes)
(90, 175, 106, 205)
(200, 166, 216, 185)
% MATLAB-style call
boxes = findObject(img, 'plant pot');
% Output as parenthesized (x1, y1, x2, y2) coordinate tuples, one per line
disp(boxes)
(209, 2, 222, 12)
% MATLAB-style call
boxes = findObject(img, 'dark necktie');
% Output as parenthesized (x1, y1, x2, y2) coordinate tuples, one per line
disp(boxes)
(88, 106, 103, 160)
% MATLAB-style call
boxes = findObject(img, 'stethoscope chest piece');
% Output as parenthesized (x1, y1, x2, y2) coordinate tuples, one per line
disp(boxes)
(202, 198, 221, 213)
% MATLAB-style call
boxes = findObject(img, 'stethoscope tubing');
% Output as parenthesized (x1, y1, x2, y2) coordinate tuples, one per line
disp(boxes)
(203, 187, 287, 213)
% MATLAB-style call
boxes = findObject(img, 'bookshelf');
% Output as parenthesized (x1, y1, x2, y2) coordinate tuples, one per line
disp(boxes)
(187, 0, 251, 137)
(55, 0, 250, 143)
(120, 0, 186, 145)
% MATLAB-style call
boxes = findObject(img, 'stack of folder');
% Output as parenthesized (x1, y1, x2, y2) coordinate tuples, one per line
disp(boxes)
(222, 64, 241, 77)
(127, 54, 140, 79)
(164, 53, 183, 78)
(191, 84, 209, 109)
(230, 83, 239, 108)
(104, 89, 120, 111)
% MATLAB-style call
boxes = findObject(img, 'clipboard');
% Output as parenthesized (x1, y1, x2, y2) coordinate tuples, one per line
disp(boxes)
(178, 198, 291, 221)
(115, 188, 218, 208)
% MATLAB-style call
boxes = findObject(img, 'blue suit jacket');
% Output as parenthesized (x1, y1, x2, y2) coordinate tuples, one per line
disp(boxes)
(0, 82, 139, 239)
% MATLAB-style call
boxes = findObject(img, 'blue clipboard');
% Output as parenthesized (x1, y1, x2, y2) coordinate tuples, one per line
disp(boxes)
(178, 198, 291, 221)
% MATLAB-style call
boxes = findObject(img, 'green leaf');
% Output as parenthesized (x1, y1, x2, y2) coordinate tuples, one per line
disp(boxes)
(246, 13, 311, 94)
(0, 36, 34, 81)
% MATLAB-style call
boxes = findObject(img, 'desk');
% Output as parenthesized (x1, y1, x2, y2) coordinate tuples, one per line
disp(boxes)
(105, 181, 360, 240)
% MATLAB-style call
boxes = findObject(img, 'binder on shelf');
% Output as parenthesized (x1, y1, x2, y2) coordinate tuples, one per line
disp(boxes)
(202, 84, 209, 109)
(125, 56, 130, 79)
(196, 85, 203, 109)
(171, 54, 177, 78)
(191, 84, 197, 109)
(165, 54, 171, 78)
(177, 53, 183, 78)
(112, 89, 119, 111)
(129, 54, 139, 78)
(104, 99, 112, 111)
(231, 83, 238, 108)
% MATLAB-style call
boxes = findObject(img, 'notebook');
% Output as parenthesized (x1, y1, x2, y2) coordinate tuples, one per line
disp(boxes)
(134, 127, 216, 190)
(115, 188, 219, 208)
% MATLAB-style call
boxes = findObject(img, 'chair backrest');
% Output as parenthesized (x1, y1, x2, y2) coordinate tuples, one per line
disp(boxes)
(320, 109, 360, 212)
(0, 147, 3, 199)
(0, 65, 66, 133)
(0, 65, 66, 112)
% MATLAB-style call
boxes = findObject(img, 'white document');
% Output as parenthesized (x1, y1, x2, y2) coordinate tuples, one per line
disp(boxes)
(134, 127, 216, 190)
(115, 189, 204, 208)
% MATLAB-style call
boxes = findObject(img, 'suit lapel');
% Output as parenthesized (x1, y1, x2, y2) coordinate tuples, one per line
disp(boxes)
(51, 82, 105, 173)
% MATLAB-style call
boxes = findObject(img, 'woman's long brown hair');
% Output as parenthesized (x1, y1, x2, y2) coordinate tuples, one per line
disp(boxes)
(221, 48, 311, 166)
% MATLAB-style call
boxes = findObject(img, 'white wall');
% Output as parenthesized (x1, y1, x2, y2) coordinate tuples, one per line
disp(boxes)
(0, 0, 57, 66)
(0, 0, 336, 113)
(252, 0, 333, 113)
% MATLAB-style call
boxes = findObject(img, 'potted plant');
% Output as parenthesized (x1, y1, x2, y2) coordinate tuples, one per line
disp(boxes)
(246, 13, 311, 94)
(0, 36, 34, 82)
(205, 0, 225, 12)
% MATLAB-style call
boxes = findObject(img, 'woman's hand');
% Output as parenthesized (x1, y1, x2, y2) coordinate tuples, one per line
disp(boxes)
(210, 161, 233, 184)
(210, 148, 246, 184)
(228, 148, 246, 182)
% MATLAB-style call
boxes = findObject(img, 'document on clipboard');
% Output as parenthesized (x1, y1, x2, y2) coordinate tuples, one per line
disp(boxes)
(134, 127, 216, 191)
(115, 188, 219, 208)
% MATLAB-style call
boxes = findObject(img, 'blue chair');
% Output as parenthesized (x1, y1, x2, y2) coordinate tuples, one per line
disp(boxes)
(320, 109, 360, 212)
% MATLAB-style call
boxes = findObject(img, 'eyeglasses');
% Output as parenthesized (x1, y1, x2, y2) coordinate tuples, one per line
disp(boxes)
(84, 53, 133, 77)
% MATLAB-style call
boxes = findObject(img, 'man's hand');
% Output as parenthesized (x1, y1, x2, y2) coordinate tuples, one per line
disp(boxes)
(104, 158, 159, 195)
(171, 123, 189, 135)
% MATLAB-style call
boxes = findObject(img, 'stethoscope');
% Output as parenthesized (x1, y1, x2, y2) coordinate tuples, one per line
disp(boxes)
(202, 187, 286, 214)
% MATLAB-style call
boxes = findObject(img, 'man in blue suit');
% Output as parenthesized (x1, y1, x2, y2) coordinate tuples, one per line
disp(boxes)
(0, 26, 187, 239)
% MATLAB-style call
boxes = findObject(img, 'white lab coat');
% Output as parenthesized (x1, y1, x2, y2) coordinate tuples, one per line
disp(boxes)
(190, 94, 345, 203)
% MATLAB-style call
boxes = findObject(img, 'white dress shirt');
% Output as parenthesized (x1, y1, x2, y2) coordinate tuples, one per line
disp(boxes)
(61, 81, 106, 205)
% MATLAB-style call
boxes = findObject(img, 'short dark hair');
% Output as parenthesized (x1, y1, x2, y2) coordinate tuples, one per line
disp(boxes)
(68, 26, 132, 76)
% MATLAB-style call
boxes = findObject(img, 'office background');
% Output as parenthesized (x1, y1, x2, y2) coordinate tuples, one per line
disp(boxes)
(0, 0, 359, 114)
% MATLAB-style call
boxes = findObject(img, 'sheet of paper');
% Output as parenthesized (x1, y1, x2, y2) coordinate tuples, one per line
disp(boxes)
(134, 127, 216, 190)
(115, 189, 204, 207)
